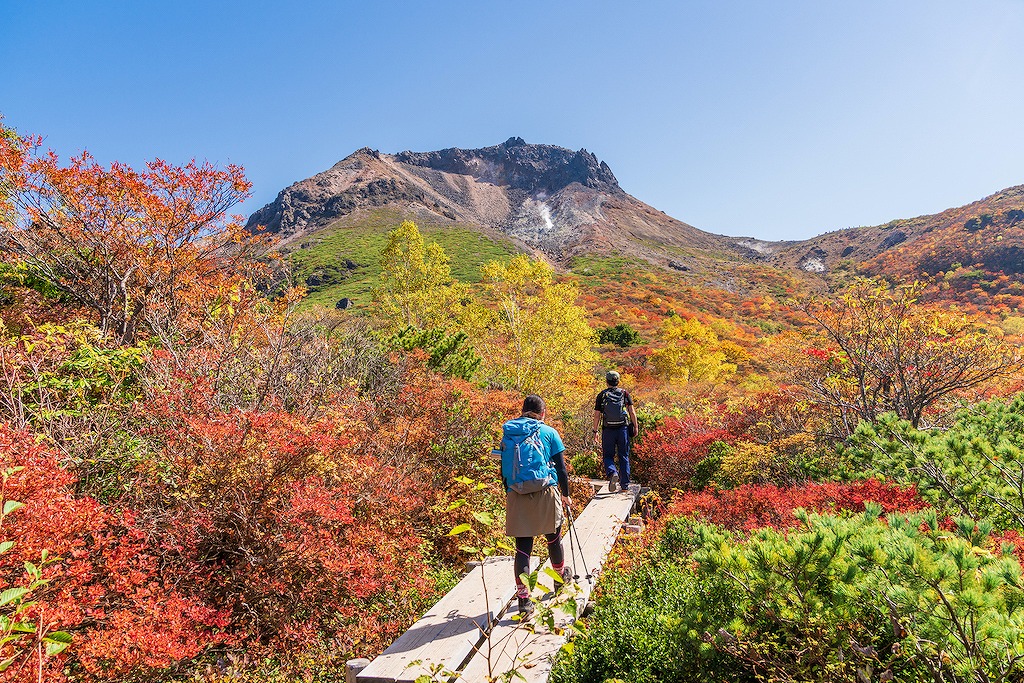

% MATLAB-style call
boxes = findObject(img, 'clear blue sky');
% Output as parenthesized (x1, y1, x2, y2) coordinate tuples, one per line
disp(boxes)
(3, 1, 1023, 241)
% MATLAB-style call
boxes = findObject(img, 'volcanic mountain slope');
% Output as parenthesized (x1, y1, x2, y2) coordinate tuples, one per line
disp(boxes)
(246, 137, 745, 267)
(248, 137, 1024, 308)
(760, 186, 1024, 297)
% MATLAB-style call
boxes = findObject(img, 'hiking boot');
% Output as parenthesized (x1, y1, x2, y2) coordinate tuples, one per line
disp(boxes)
(608, 473, 619, 493)
(517, 596, 534, 617)
(557, 565, 574, 591)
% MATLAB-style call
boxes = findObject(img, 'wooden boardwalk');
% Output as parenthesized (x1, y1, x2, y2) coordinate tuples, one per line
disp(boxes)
(355, 481, 640, 683)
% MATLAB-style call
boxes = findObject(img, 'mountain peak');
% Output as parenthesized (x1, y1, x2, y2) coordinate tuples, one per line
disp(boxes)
(245, 139, 717, 264)
(392, 139, 620, 195)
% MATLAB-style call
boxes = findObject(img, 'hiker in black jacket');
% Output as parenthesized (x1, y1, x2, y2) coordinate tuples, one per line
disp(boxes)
(592, 371, 638, 492)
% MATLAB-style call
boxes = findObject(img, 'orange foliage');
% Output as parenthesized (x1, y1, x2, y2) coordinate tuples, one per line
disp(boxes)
(0, 131, 272, 344)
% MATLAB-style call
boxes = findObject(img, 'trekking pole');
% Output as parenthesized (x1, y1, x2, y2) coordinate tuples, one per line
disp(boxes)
(565, 499, 581, 581)
(564, 500, 592, 582)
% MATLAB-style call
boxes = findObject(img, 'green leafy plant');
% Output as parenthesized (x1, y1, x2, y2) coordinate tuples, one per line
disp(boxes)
(388, 326, 482, 380)
(569, 451, 601, 480)
(597, 324, 642, 348)
(842, 395, 1024, 531)
(558, 506, 1024, 682)
(551, 519, 740, 683)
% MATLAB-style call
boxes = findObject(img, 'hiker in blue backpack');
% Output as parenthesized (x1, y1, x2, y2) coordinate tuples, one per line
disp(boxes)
(493, 394, 572, 616)
(592, 371, 638, 492)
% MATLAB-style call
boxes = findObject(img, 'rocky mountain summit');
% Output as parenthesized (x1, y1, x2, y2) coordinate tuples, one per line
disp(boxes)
(247, 138, 1024, 288)
(246, 138, 734, 264)
(393, 137, 619, 195)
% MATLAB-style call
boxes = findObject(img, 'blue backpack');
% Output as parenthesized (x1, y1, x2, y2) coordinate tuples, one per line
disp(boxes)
(494, 417, 556, 494)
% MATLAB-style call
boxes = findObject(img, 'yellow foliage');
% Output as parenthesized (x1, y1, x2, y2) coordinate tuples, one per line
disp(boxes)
(662, 315, 718, 346)
(736, 372, 775, 393)
(371, 221, 467, 330)
(650, 316, 737, 384)
(999, 316, 1024, 336)
(719, 440, 777, 485)
(708, 317, 737, 340)
(719, 340, 749, 365)
(463, 254, 597, 411)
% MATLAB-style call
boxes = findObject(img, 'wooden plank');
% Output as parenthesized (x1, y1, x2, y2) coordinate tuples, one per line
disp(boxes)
(358, 556, 532, 683)
(564, 484, 639, 588)
(358, 483, 640, 683)
(458, 485, 640, 683)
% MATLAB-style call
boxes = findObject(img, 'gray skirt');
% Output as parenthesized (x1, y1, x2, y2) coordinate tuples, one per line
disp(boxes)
(505, 485, 564, 537)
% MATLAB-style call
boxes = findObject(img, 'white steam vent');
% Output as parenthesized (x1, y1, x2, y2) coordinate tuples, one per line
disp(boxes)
(537, 202, 554, 233)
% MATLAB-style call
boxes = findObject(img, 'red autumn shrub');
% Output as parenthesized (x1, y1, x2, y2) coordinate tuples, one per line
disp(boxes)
(667, 479, 926, 531)
(0, 425, 228, 683)
(632, 414, 733, 491)
(134, 368, 437, 660)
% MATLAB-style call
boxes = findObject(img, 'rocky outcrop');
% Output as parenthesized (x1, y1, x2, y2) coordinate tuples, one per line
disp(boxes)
(245, 150, 427, 237)
(394, 137, 620, 196)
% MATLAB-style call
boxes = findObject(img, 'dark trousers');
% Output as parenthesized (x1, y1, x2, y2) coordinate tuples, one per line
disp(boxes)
(602, 426, 631, 488)
(514, 526, 564, 595)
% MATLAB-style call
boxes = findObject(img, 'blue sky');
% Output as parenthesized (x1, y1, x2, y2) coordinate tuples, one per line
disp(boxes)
(2, 0, 1023, 241)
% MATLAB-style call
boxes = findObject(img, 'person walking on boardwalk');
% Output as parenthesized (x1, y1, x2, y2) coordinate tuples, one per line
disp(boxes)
(493, 394, 572, 616)
(592, 370, 638, 492)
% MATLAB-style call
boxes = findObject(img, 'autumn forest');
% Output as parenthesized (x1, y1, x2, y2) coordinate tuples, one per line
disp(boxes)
(4, 124, 1024, 683)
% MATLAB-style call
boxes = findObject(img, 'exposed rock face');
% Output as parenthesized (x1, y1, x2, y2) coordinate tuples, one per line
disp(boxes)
(245, 138, 732, 263)
(879, 230, 907, 250)
(245, 151, 427, 236)
(394, 137, 619, 196)
(799, 246, 828, 273)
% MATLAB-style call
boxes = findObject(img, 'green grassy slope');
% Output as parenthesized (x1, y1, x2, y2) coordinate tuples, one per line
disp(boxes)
(287, 209, 519, 309)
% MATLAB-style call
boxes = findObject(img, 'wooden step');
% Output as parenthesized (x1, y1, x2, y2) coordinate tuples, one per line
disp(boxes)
(456, 485, 640, 683)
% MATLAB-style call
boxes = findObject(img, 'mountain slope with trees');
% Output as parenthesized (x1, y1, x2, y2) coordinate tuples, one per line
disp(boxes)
(2, 123, 1024, 682)
(248, 139, 1024, 318)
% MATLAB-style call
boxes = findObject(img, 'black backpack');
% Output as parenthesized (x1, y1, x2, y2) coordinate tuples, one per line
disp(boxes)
(601, 388, 628, 427)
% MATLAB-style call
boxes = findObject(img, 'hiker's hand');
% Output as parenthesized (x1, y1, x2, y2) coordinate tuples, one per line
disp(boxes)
(562, 495, 571, 511)
(592, 430, 600, 446)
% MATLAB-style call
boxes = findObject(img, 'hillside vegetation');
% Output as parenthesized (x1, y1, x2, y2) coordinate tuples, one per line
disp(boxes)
(285, 208, 517, 309)
(1, 126, 1024, 682)
(771, 185, 1024, 312)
